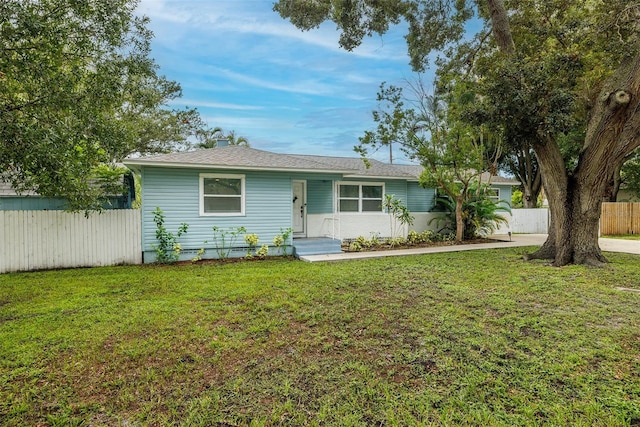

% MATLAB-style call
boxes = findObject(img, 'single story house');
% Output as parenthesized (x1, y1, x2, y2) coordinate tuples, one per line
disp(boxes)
(124, 145, 518, 261)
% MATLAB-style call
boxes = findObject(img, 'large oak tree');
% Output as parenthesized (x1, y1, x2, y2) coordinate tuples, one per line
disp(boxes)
(274, 0, 640, 266)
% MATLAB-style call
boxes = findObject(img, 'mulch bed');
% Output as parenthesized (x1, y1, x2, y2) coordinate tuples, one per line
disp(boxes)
(341, 237, 501, 252)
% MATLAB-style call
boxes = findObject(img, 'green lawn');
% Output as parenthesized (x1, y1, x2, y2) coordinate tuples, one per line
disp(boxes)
(1, 248, 640, 426)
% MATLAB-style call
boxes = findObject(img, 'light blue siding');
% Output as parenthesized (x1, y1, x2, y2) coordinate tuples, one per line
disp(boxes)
(0, 173, 134, 211)
(141, 167, 293, 261)
(0, 197, 67, 210)
(384, 180, 408, 206)
(407, 182, 436, 212)
(0, 196, 131, 211)
(494, 185, 514, 209)
(306, 180, 333, 214)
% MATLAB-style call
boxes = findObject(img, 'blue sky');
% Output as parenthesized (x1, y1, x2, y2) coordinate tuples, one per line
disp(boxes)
(136, 0, 427, 163)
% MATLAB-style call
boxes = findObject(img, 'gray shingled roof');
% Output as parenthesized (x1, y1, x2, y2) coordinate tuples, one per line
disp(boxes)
(124, 146, 520, 183)
(288, 154, 417, 179)
(125, 146, 348, 172)
(124, 146, 417, 179)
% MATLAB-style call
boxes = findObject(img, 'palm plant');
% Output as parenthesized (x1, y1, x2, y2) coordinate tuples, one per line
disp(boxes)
(195, 128, 250, 149)
(430, 184, 511, 239)
(465, 190, 511, 238)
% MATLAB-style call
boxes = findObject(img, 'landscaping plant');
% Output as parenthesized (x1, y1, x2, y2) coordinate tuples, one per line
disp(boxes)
(209, 226, 247, 259)
(273, 227, 293, 256)
(383, 194, 414, 243)
(244, 233, 260, 258)
(431, 185, 510, 240)
(151, 207, 188, 263)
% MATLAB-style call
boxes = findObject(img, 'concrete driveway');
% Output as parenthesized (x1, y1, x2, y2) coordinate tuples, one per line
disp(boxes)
(299, 234, 640, 262)
(511, 234, 640, 255)
(599, 236, 640, 255)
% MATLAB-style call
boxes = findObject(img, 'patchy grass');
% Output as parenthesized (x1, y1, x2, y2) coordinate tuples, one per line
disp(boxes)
(1, 248, 640, 426)
(602, 234, 640, 240)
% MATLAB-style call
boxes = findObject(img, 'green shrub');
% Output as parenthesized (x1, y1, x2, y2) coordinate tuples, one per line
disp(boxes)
(273, 227, 293, 256)
(152, 207, 188, 264)
(209, 226, 247, 259)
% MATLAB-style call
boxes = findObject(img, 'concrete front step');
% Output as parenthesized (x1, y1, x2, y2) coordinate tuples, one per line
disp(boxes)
(293, 238, 342, 257)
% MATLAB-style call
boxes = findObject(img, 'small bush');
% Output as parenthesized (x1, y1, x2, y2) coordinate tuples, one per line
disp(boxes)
(256, 244, 269, 258)
(349, 241, 363, 252)
(209, 226, 247, 259)
(386, 237, 408, 247)
(344, 229, 455, 252)
(152, 207, 188, 264)
(273, 227, 293, 256)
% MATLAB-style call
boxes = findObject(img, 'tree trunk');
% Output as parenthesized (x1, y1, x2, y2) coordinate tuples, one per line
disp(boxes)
(523, 148, 542, 208)
(521, 167, 542, 208)
(522, 191, 538, 208)
(525, 50, 640, 266)
(455, 195, 464, 243)
(606, 165, 623, 202)
(483, 0, 640, 265)
(524, 157, 609, 267)
(486, 0, 515, 54)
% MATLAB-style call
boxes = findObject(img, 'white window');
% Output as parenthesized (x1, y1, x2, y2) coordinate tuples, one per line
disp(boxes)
(338, 183, 384, 213)
(200, 174, 245, 216)
(487, 188, 500, 202)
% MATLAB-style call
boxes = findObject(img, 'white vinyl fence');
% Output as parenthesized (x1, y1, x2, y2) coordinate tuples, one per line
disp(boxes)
(510, 208, 549, 234)
(0, 210, 141, 273)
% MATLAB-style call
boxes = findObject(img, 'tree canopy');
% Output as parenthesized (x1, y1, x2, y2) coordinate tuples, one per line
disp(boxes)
(275, 0, 640, 266)
(358, 78, 500, 242)
(0, 0, 201, 210)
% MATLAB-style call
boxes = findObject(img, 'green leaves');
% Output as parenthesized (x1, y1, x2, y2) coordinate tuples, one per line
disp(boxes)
(0, 0, 201, 210)
(152, 207, 189, 264)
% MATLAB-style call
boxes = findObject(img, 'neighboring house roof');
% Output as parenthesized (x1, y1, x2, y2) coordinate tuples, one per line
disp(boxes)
(124, 146, 520, 184)
(393, 164, 520, 185)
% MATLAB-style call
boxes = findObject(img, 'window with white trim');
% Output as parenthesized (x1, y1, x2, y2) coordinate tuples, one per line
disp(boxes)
(338, 183, 384, 212)
(487, 188, 500, 202)
(200, 174, 245, 215)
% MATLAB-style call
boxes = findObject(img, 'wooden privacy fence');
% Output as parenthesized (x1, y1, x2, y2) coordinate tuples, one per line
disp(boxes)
(0, 209, 141, 273)
(600, 202, 640, 235)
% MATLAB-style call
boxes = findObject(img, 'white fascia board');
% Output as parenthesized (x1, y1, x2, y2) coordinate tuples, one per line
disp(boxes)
(122, 160, 356, 175)
(344, 174, 414, 180)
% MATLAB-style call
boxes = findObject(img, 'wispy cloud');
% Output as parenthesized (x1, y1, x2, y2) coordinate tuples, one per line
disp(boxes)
(170, 99, 264, 111)
(136, 0, 420, 158)
(206, 66, 339, 96)
(138, 0, 408, 60)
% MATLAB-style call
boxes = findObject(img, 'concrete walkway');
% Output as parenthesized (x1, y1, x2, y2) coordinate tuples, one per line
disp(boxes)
(299, 234, 640, 262)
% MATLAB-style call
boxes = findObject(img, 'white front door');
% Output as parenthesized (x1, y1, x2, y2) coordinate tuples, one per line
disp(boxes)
(292, 180, 306, 235)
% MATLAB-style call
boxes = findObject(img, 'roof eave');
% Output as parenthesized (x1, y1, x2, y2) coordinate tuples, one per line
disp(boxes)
(122, 160, 356, 175)
(343, 174, 416, 180)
